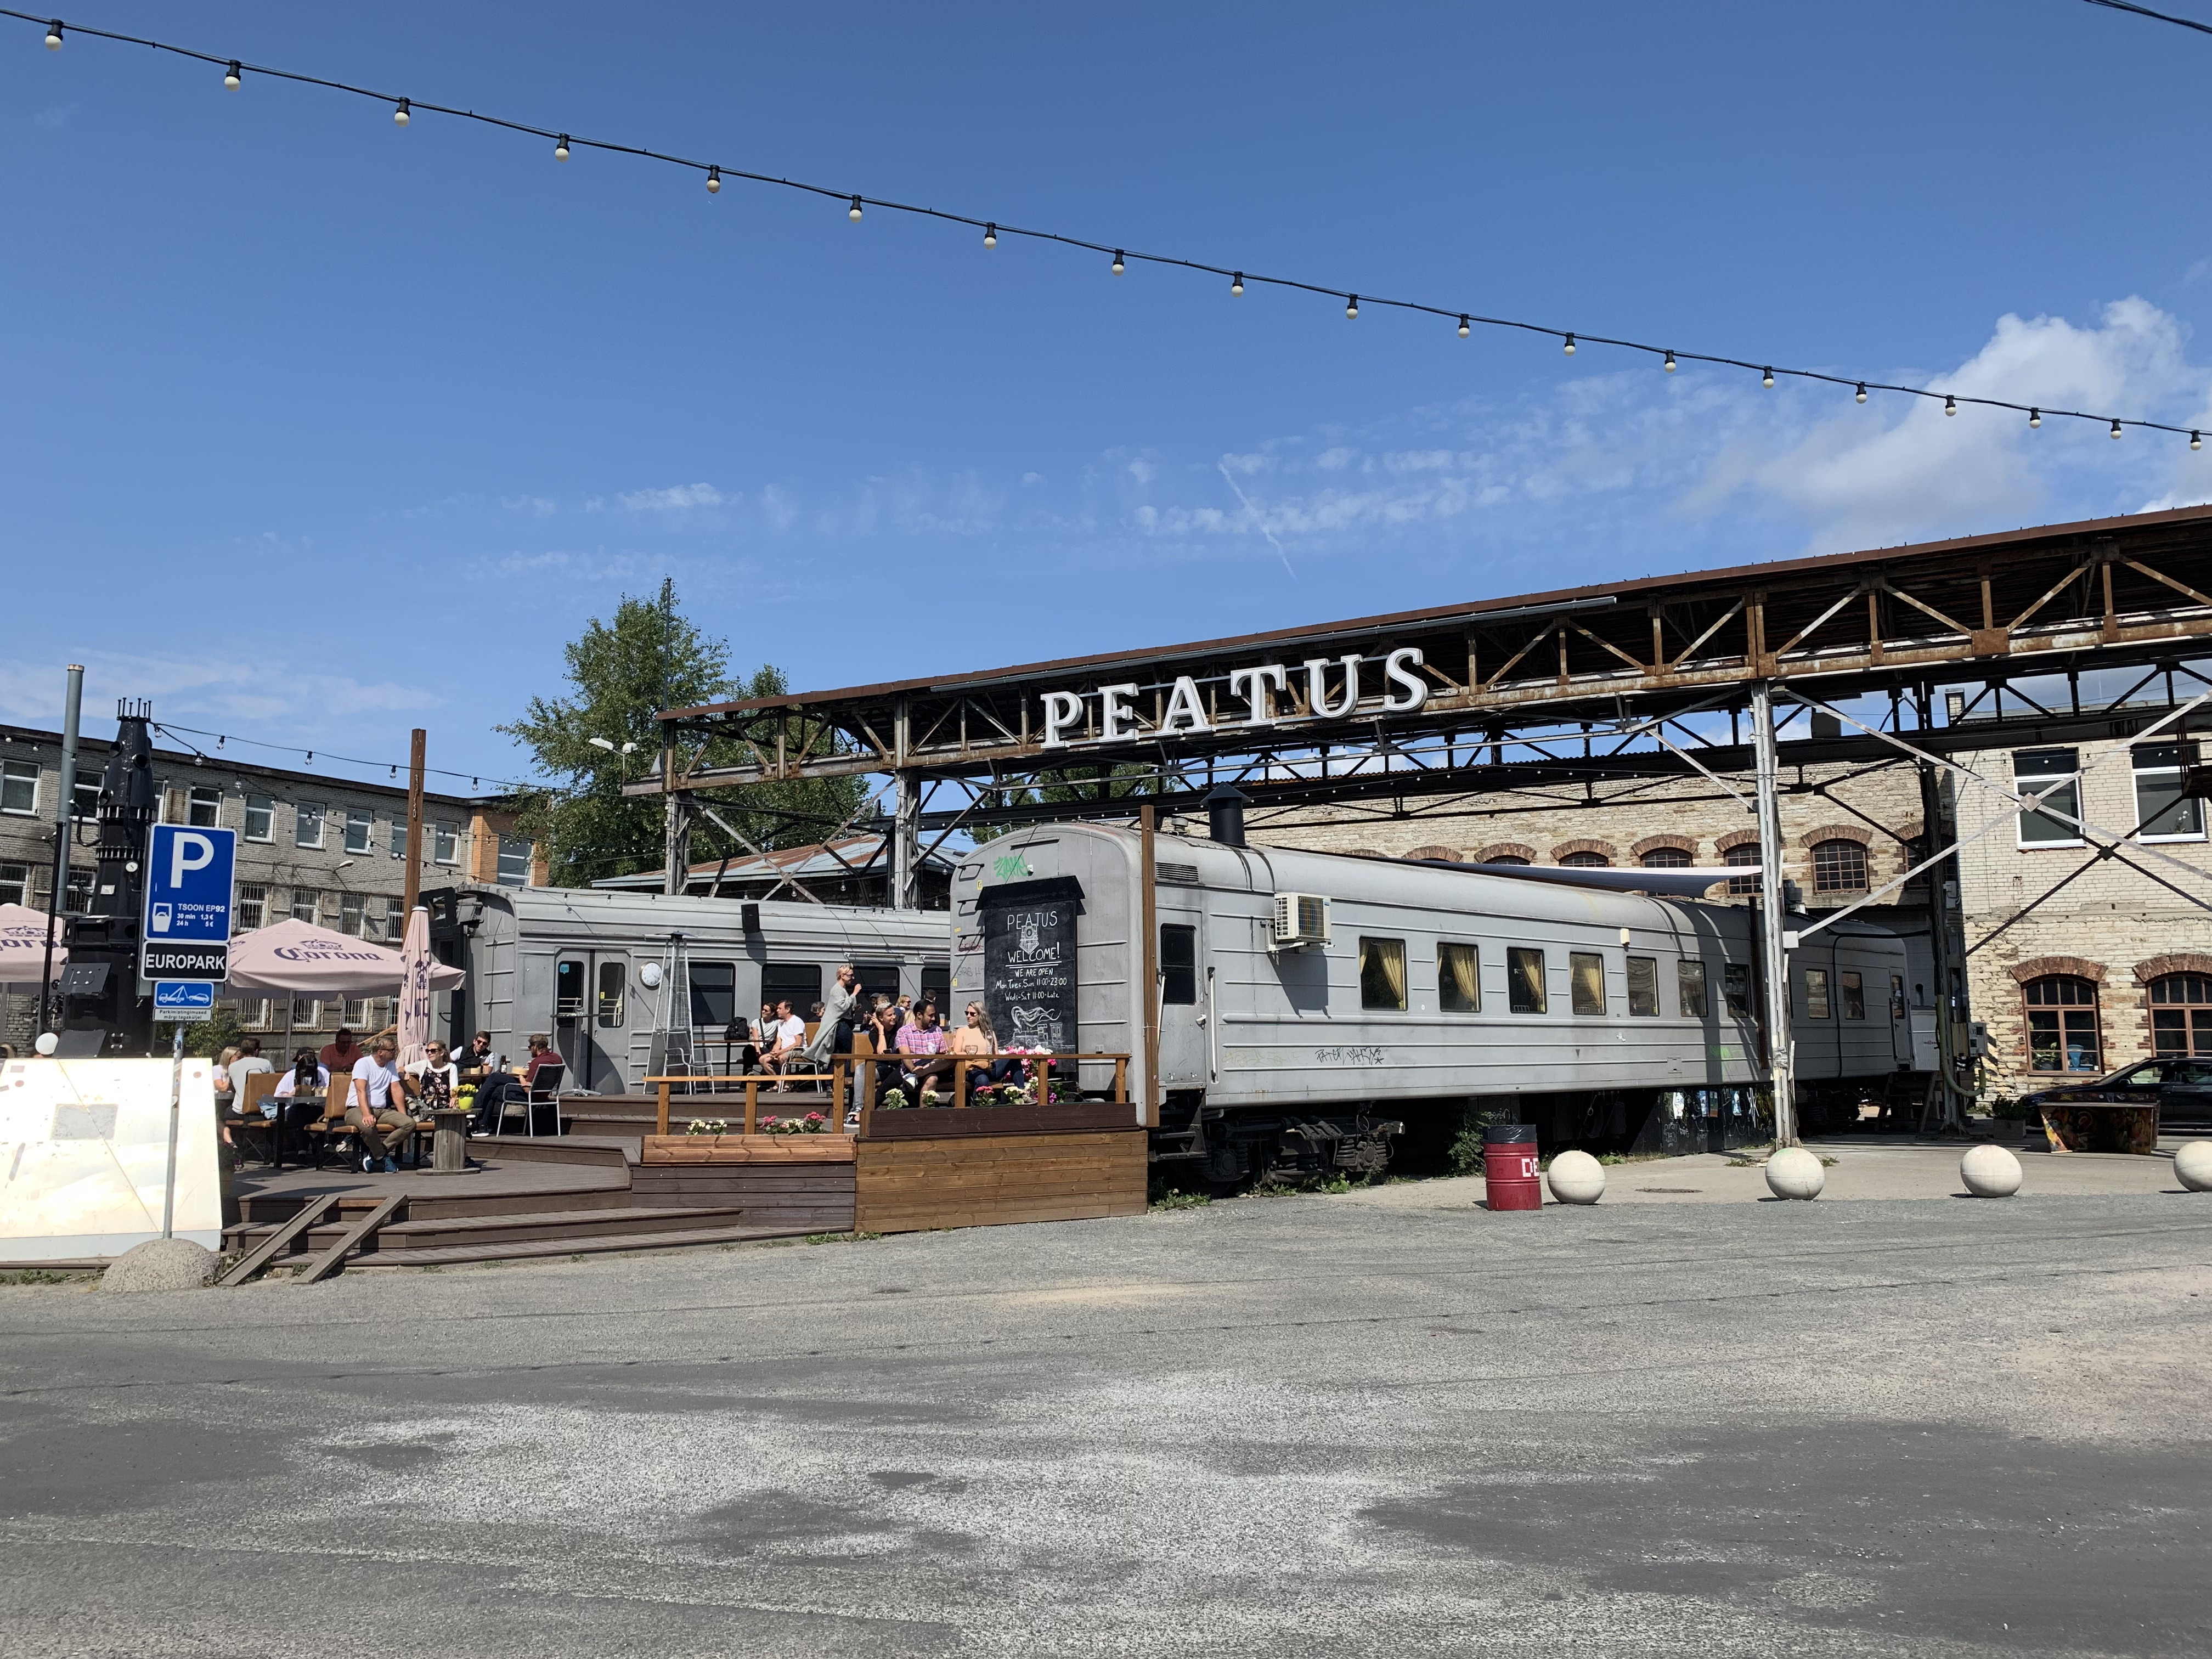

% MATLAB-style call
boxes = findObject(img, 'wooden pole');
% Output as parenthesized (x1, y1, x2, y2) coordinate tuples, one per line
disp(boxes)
(656, 1080, 670, 1138)
(403, 728, 426, 919)
(1139, 804, 1159, 1129)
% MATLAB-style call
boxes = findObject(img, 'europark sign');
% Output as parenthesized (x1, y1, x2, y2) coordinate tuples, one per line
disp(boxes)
(1032, 647, 1433, 749)
(140, 824, 235, 1000)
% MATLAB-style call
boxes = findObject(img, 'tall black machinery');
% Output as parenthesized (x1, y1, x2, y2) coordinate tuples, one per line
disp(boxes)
(57, 701, 157, 1055)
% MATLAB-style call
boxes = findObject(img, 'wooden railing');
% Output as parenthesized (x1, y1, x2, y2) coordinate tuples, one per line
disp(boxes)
(644, 1052, 1132, 1138)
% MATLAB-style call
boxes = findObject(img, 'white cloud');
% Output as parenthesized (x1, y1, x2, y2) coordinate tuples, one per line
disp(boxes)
(618, 483, 725, 511)
(31, 103, 78, 131)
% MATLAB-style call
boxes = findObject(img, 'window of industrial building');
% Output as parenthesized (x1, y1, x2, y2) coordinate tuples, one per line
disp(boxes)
(71, 778, 98, 821)
(1438, 943, 1481, 1012)
(2151, 973, 2212, 1057)
(435, 821, 460, 864)
(2024, 974, 2101, 1072)
(1803, 967, 1832, 1019)
(597, 962, 625, 1025)
(2134, 745, 2205, 842)
(2015, 749, 2083, 847)
(1569, 951, 1606, 1015)
(1508, 946, 1547, 1013)
(1811, 839, 1867, 892)
(1358, 936, 1407, 1011)
(1678, 958, 1709, 1018)
(1841, 970, 1866, 1020)
(1724, 963, 1752, 1018)
(187, 787, 221, 828)
(1485, 854, 1531, 867)
(1626, 956, 1660, 1017)
(496, 836, 532, 886)
(1559, 850, 1610, 868)
(290, 890, 317, 925)
(295, 803, 325, 849)
(234, 998, 271, 1031)
(343, 810, 374, 855)
(1726, 843, 1761, 895)
(690, 962, 737, 1029)
(763, 963, 821, 1016)
(292, 998, 321, 1031)
(1641, 846, 1692, 869)
(244, 794, 273, 842)
(1162, 924, 1199, 1005)
(341, 997, 369, 1029)
(1, 759, 37, 816)
(340, 895, 364, 937)
(236, 883, 266, 931)
(0, 862, 26, 907)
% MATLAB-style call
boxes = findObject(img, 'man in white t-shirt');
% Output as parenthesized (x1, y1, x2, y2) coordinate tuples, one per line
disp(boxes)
(348, 1036, 419, 1172)
(764, 998, 808, 1090)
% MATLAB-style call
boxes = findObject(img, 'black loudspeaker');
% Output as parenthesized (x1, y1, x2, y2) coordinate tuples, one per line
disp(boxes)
(740, 902, 761, 933)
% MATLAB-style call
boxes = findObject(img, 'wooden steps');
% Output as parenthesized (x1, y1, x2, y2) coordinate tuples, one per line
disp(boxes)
(471, 1136, 635, 1169)
(334, 1221, 808, 1268)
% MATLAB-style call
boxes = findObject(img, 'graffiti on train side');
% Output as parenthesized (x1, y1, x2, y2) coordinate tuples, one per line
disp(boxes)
(1226, 1045, 1389, 1068)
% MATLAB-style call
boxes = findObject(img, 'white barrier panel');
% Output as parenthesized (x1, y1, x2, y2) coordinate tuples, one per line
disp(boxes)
(0, 1058, 221, 1260)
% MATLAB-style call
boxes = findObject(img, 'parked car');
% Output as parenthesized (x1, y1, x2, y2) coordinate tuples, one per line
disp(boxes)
(2019, 1058, 2212, 1133)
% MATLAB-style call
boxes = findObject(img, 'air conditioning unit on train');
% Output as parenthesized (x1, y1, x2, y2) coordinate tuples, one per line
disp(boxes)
(1272, 892, 1332, 949)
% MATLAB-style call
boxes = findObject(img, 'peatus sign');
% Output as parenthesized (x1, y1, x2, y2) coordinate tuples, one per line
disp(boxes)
(1036, 647, 1429, 749)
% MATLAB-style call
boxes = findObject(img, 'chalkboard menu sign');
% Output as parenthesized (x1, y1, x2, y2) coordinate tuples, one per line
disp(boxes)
(980, 877, 1083, 1052)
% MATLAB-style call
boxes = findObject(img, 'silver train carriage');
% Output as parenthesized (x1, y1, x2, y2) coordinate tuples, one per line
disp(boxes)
(424, 884, 950, 1094)
(947, 824, 1913, 1184)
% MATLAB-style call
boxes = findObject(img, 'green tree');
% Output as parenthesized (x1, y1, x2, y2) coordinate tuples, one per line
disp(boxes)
(498, 580, 866, 886)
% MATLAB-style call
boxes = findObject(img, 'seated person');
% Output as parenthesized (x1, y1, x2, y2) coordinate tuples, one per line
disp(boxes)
(407, 1040, 460, 1110)
(470, 1034, 558, 1136)
(227, 1037, 275, 1110)
(455, 1030, 496, 1086)
(347, 1036, 421, 1173)
(895, 1003, 954, 1101)
(946, 1002, 1013, 1099)
(763, 999, 808, 1090)
(273, 1050, 331, 1135)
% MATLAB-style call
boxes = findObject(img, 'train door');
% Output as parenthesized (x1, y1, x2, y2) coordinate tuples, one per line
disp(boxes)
(554, 952, 632, 1092)
(1888, 973, 1913, 1065)
(1155, 902, 1209, 1087)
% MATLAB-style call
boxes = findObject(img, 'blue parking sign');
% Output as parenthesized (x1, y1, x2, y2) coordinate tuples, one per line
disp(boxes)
(142, 824, 236, 981)
(153, 980, 216, 1020)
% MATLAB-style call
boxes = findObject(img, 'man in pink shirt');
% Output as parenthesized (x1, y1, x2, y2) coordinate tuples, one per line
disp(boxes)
(894, 1004, 953, 1099)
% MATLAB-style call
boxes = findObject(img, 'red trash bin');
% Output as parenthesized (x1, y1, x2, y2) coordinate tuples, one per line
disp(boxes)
(1483, 1124, 1542, 1211)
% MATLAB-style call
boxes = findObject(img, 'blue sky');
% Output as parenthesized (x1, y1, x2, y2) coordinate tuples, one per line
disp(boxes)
(5, 1, 2212, 787)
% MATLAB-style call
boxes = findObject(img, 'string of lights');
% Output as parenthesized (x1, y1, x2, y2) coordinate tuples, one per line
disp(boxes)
(13, 9, 2209, 450)
(149, 721, 534, 796)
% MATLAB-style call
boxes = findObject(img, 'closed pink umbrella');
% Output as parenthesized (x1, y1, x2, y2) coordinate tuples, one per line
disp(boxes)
(227, 917, 464, 996)
(396, 905, 436, 1065)
(0, 901, 65, 990)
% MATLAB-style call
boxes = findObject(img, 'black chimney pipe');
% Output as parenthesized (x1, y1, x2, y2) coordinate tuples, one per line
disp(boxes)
(1203, 783, 1249, 848)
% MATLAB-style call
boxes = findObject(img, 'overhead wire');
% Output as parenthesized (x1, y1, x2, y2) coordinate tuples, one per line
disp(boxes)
(11, 8, 2211, 444)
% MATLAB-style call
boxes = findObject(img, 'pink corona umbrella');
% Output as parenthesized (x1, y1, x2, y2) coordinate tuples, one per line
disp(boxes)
(0, 902, 65, 989)
(227, 917, 464, 997)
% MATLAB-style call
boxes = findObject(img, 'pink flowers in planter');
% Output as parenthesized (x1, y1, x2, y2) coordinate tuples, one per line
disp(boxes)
(758, 1111, 831, 1135)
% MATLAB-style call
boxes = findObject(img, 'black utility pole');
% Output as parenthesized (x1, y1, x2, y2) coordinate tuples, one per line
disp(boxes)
(58, 701, 157, 1055)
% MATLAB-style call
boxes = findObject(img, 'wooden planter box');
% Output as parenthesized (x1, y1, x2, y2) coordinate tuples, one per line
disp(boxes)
(641, 1133, 856, 1165)
(855, 1128, 1147, 1234)
(863, 1102, 1138, 1139)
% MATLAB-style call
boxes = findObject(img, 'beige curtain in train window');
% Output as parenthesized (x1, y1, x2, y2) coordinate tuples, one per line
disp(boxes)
(1439, 943, 1481, 1012)
(1359, 936, 1407, 1010)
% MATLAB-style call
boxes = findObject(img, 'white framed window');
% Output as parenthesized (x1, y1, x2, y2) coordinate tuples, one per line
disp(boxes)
(496, 836, 533, 886)
(187, 786, 221, 828)
(295, 803, 326, 849)
(244, 794, 274, 842)
(0, 862, 27, 906)
(234, 997, 272, 1031)
(341, 996, 369, 1028)
(341, 894, 365, 937)
(390, 820, 408, 861)
(2133, 743, 2205, 843)
(236, 883, 267, 930)
(2015, 748, 2083, 847)
(434, 821, 460, 864)
(71, 778, 99, 821)
(1, 759, 38, 816)
(343, 810, 374, 855)
(290, 889, 318, 925)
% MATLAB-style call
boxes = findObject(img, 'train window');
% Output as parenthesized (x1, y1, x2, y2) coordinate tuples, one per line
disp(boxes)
(1626, 956, 1659, 1017)
(1841, 970, 1866, 1020)
(1508, 947, 1547, 1014)
(596, 962, 626, 1026)
(1359, 938, 1408, 1011)
(849, 961, 902, 1005)
(690, 961, 737, 1029)
(763, 963, 822, 1016)
(921, 962, 951, 1006)
(1438, 943, 1481, 1012)
(1161, 925, 1199, 1005)
(1724, 964, 1752, 1018)
(1803, 967, 1831, 1019)
(1570, 951, 1606, 1015)
(1678, 959, 1709, 1018)
(555, 959, 585, 1019)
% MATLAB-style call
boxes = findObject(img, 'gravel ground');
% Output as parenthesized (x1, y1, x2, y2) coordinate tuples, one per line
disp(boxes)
(3, 1185, 2209, 1657)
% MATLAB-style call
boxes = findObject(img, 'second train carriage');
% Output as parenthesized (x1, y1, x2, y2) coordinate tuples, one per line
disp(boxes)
(949, 823, 1913, 1184)
(424, 884, 950, 1094)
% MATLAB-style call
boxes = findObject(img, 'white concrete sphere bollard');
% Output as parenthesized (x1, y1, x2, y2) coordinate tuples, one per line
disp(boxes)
(1546, 1149, 1606, 1205)
(1764, 1146, 1826, 1200)
(101, 1238, 216, 1293)
(1960, 1143, 2023, 1198)
(2175, 1141, 2212, 1192)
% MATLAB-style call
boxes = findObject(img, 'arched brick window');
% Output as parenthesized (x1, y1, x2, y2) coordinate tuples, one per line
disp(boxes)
(1485, 854, 1531, 867)
(1811, 839, 1868, 893)
(1726, 842, 1761, 895)
(1406, 845, 1461, 863)
(2150, 973, 2212, 1058)
(2024, 975, 2101, 1073)
(1559, 850, 1610, 868)
(1640, 846, 1692, 869)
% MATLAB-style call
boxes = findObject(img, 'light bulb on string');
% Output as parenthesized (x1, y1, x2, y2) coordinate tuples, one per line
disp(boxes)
(2194, 432, 2204, 452)
(1855, 383, 1867, 404)
(1562, 334, 1576, 356)
(1111, 250, 1125, 274)
(1944, 396, 1956, 416)
(2029, 408, 2041, 428)
(45, 20, 62, 49)
(983, 223, 996, 248)
(2112, 419, 2124, 440)
(1663, 352, 1676, 373)
(393, 99, 410, 126)
(1345, 295, 1358, 319)
(1458, 315, 1470, 338)
(1231, 272, 1244, 296)
(224, 61, 242, 91)
(848, 195, 862, 221)
(390, 765, 398, 779)
(1762, 368, 1774, 389)
(706, 166, 721, 194)
(554, 134, 570, 161)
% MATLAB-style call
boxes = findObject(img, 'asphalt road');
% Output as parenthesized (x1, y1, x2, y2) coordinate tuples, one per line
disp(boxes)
(4, 1189, 2210, 1658)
